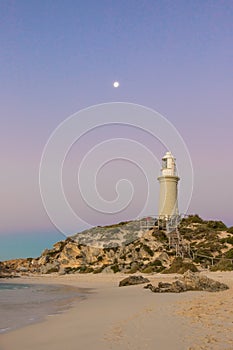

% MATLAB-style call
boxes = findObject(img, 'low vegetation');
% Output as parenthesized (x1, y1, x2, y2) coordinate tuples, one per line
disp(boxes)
(210, 259, 233, 272)
(227, 226, 233, 234)
(162, 257, 198, 274)
(2, 215, 233, 276)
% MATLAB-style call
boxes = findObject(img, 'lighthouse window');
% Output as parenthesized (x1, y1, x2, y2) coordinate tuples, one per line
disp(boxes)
(162, 159, 167, 168)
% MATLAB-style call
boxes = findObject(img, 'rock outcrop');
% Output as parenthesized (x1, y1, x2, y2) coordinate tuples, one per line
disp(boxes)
(119, 275, 150, 287)
(1, 215, 233, 276)
(0, 261, 16, 278)
(0, 258, 38, 278)
(144, 270, 229, 293)
(1, 222, 169, 275)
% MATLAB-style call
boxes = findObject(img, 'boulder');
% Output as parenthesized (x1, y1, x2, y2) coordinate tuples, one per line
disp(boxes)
(102, 266, 114, 274)
(144, 280, 186, 293)
(16, 266, 29, 273)
(119, 275, 150, 287)
(58, 266, 67, 275)
(157, 252, 170, 264)
(40, 261, 60, 274)
(145, 270, 229, 293)
(181, 270, 229, 292)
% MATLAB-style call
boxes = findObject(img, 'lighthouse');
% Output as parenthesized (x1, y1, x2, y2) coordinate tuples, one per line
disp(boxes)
(158, 151, 180, 218)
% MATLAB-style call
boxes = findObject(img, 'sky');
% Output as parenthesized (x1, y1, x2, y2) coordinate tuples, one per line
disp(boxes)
(1, 1, 233, 258)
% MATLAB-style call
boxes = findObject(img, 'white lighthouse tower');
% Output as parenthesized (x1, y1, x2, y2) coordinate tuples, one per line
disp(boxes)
(158, 151, 180, 219)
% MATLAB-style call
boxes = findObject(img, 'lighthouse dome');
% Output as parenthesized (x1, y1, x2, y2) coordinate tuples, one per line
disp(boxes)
(161, 151, 177, 176)
(163, 151, 174, 159)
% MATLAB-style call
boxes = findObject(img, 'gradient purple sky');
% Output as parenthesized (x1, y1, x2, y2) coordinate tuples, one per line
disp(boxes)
(1, 0, 233, 242)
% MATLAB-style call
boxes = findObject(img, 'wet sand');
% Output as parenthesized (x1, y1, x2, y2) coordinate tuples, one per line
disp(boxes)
(0, 272, 232, 350)
(0, 282, 87, 334)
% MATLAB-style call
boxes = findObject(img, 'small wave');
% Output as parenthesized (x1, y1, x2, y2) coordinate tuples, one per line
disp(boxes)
(0, 327, 11, 333)
(0, 283, 86, 333)
(0, 283, 31, 291)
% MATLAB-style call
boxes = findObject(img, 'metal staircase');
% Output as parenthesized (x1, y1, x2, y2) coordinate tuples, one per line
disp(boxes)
(140, 214, 191, 258)
(167, 229, 191, 258)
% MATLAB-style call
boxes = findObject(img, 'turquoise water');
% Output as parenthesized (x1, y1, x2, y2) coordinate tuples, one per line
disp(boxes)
(0, 231, 66, 261)
(0, 282, 86, 333)
(0, 283, 30, 290)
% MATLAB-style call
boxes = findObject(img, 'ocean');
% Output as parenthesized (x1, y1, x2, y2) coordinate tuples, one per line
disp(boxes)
(0, 282, 85, 334)
(0, 231, 66, 261)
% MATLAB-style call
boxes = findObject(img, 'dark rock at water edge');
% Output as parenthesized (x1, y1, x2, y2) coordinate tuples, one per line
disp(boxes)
(119, 275, 150, 287)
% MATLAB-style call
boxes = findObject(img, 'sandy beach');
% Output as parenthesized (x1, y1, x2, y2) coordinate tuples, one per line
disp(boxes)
(0, 272, 232, 350)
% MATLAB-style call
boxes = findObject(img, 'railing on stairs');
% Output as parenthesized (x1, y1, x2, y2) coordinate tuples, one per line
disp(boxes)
(140, 214, 191, 258)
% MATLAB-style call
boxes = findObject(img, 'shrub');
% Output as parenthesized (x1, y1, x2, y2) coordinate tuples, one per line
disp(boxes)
(195, 248, 213, 257)
(162, 257, 198, 274)
(210, 259, 233, 271)
(179, 228, 194, 240)
(104, 221, 129, 228)
(140, 259, 164, 273)
(127, 265, 139, 274)
(141, 266, 155, 274)
(150, 259, 163, 267)
(152, 230, 168, 242)
(182, 215, 203, 224)
(79, 266, 94, 273)
(206, 220, 227, 230)
(109, 228, 120, 234)
(62, 266, 80, 274)
(93, 265, 107, 274)
(227, 227, 233, 234)
(111, 264, 120, 273)
(220, 237, 233, 245)
(142, 244, 154, 257)
(200, 241, 222, 253)
(120, 254, 127, 260)
(225, 248, 233, 259)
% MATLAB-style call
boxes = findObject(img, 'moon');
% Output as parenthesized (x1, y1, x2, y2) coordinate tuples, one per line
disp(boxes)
(113, 81, 120, 88)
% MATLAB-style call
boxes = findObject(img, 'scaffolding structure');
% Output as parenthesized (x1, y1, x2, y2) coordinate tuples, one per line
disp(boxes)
(140, 214, 191, 258)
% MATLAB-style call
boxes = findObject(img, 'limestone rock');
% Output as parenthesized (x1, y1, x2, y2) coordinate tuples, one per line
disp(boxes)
(144, 280, 186, 293)
(145, 270, 229, 293)
(0, 262, 17, 278)
(181, 270, 229, 292)
(101, 266, 114, 274)
(58, 266, 67, 275)
(40, 261, 60, 274)
(2, 216, 233, 276)
(119, 275, 150, 287)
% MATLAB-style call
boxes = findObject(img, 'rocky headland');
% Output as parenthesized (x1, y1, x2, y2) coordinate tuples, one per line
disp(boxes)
(1, 215, 233, 277)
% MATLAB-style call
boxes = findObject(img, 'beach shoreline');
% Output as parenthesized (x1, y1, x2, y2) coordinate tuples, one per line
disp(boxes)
(0, 271, 232, 350)
(0, 279, 90, 335)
